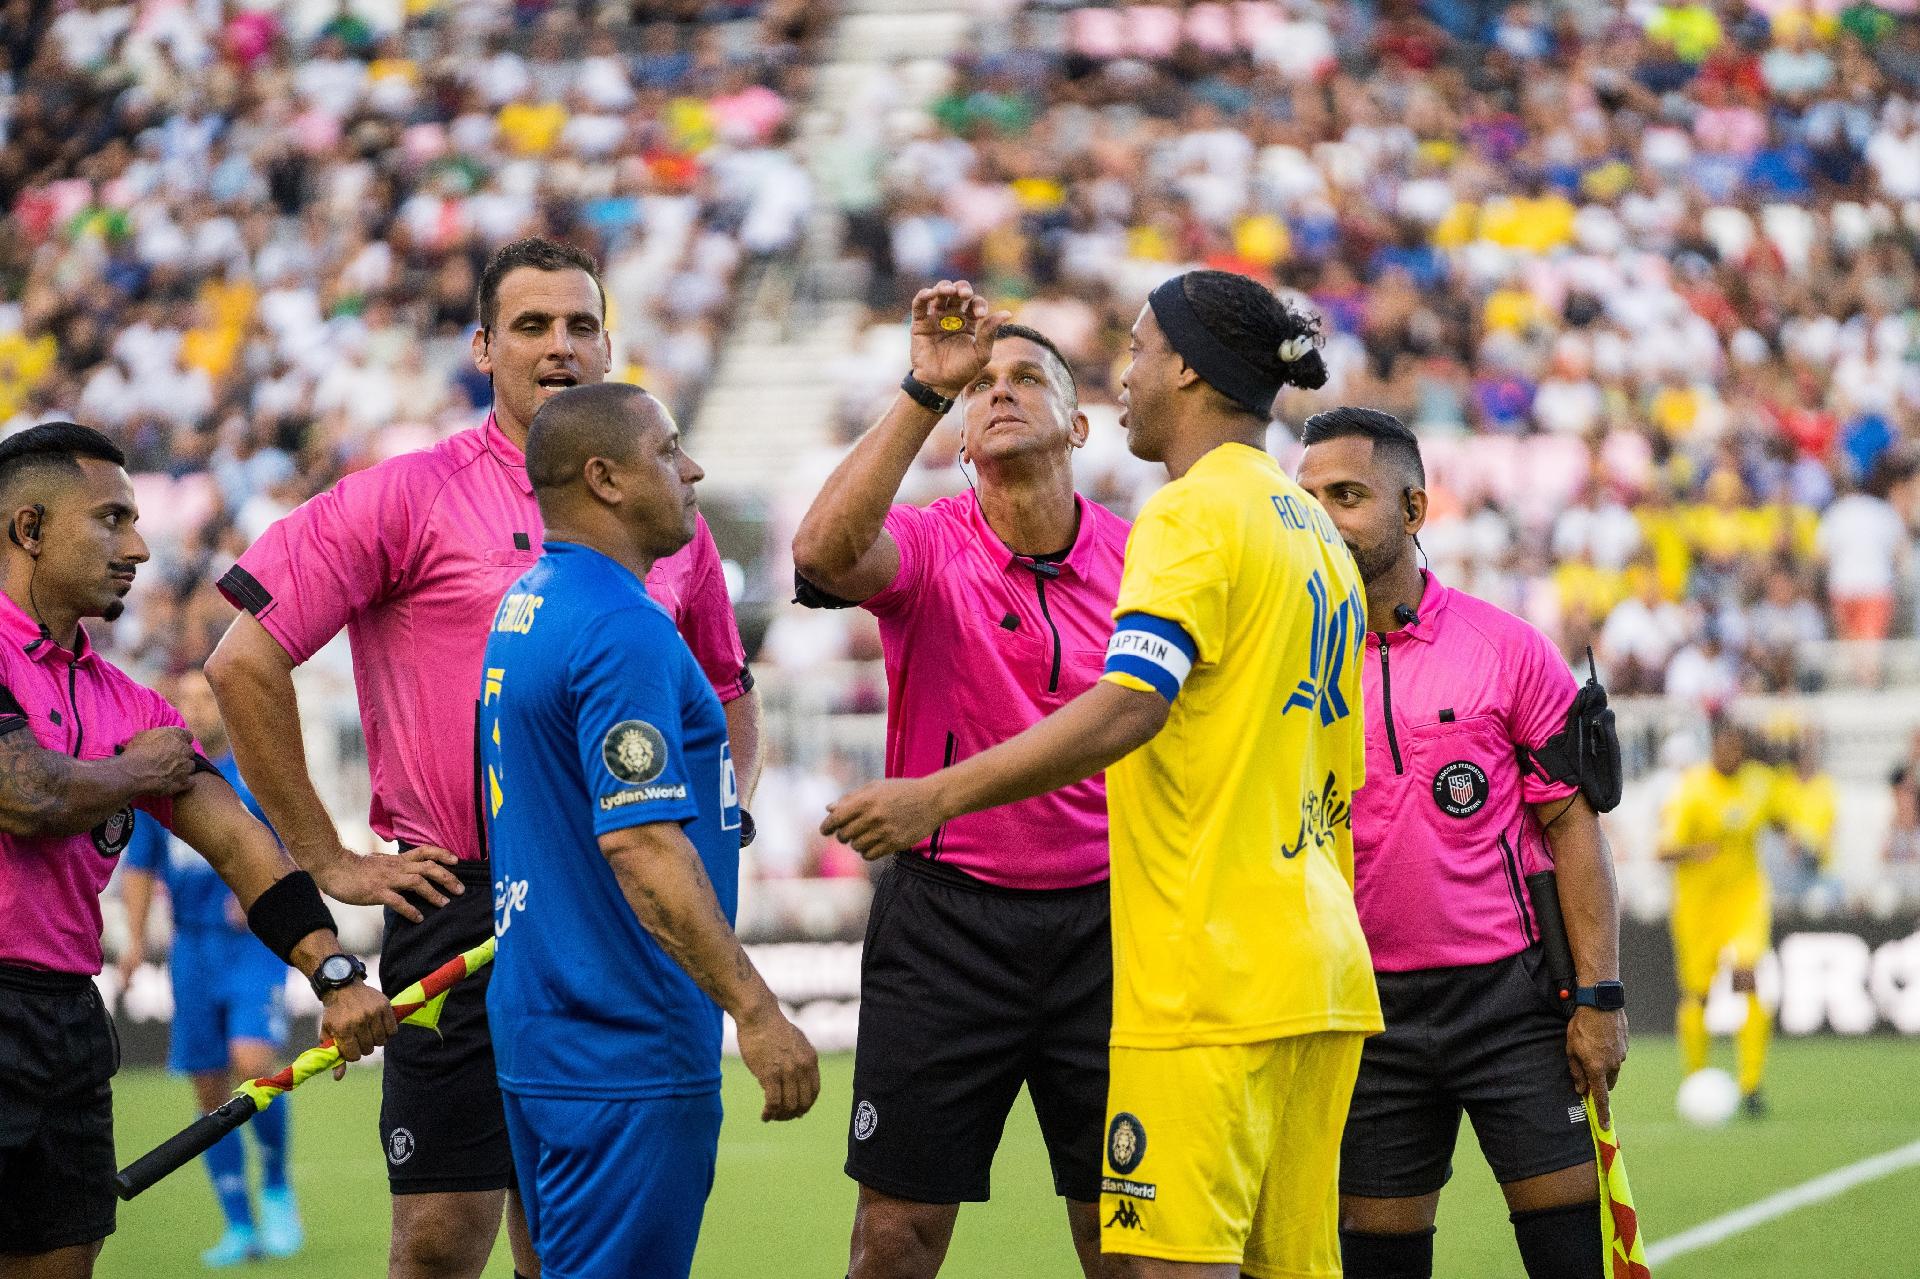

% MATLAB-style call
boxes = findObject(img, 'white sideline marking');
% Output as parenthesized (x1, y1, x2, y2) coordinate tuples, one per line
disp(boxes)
(1645, 1137, 1920, 1266)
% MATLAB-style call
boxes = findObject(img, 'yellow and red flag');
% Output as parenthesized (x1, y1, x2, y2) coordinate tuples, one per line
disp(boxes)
(1588, 1096, 1652, 1278)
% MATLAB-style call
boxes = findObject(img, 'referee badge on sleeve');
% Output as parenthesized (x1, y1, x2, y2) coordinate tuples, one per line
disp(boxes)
(1107, 1113, 1146, 1174)
(603, 721, 668, 785)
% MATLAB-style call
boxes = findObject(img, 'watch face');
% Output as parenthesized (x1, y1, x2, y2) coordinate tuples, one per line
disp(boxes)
(319, 955, 356, 985)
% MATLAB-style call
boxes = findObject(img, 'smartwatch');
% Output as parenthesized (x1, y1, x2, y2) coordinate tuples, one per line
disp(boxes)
(309, 953, 366, 1002)
(900, 372, 957, 416)
(1573, 980, 1626, 1012)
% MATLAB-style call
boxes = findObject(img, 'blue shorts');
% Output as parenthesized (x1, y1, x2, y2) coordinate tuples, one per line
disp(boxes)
(502, 1090, 722, 1279)
(168, 930, 290, 1075)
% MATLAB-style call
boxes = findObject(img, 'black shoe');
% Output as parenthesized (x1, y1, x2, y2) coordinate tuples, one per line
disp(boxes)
(1741, 1091, 1769, 1118)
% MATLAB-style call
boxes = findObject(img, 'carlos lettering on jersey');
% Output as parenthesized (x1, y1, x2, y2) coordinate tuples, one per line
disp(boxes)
(494, 591, 544, 635)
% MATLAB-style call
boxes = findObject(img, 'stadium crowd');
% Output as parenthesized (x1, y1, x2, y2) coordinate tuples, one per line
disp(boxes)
(5, 0, 1920, 887)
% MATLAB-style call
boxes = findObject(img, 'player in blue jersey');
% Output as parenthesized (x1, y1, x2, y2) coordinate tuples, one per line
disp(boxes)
(118, 670, 302, 1267)
(479, 382, 819, 1279)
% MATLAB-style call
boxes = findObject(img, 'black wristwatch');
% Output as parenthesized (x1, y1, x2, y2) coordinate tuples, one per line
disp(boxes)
(1572, 981, 1626, 1012)
(900, 372, 957, 416)
(309, 953, 366, 1002)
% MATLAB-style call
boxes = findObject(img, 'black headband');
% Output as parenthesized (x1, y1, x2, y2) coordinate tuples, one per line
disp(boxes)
(1148, 275, 1281, 417)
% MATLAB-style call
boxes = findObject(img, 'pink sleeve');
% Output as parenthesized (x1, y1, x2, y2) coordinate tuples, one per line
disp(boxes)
(217, 459, 424, 664)
(676, 517, 750, 703)
(1508, 621, 1580, 805)
(860, 504, 935, 616)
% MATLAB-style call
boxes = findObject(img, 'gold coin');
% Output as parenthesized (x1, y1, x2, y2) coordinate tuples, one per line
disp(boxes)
(939, 315, 965, 332)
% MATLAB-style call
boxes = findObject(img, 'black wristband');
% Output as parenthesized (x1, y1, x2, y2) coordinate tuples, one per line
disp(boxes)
(246, 871, 337, 965)
(900, 373, 956, 415)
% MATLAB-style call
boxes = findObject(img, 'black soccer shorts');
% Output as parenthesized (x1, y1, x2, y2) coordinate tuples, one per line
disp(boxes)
(0, 966, 119, 1254)
(378, 857, 514, 1196)
(1340, 944, 1595, 1198)
(846, 854, 1112, 1204)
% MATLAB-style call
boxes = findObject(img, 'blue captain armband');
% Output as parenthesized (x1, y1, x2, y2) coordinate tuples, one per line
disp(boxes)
(1104, 613, 1197, 702)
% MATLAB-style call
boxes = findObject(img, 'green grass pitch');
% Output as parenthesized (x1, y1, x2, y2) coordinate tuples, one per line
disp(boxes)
(103, 1036, 1920, 1277)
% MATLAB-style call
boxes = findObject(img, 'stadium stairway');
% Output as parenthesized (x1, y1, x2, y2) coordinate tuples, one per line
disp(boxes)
(687, 0, 970, 499)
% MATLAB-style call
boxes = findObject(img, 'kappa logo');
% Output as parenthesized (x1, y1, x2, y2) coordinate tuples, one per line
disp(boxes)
(1105, 1201, 1144, 1231)
(1432, 761, 1490, 819)
(1107, 1113, 1147, 1174)
(386, 1128, 415, 1166)
(853, 1100, 878, 1141)
(602, 720, 668, 786)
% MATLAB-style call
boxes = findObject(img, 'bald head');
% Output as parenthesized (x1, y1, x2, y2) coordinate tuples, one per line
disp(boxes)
(528, 383, 663, 497)
(527, 381, 704, 561)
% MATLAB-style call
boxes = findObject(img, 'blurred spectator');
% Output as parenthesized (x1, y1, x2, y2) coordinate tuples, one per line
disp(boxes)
(1772, 734, 1843, 909)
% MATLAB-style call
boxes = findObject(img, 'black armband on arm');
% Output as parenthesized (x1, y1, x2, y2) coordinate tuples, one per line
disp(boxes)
(1517, 650, 1623, 814)
(245, 870, 337, 965)
(0, 685, 28, 737)
(792, 569, 861, 611)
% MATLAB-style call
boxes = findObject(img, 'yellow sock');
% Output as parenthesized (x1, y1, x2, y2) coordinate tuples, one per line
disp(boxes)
(1678, 994, 1709, 1074)
(1738, 993, 1771, 1096)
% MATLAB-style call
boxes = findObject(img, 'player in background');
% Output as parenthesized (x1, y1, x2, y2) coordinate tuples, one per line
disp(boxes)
(482, 383, 817, 1279)
(790, 282, 1129, 1279)
(1659, 719, 1778, 1115)
(0, 423, 391, 1279)
(205, 238, 760, 1279)
(1296, 408, 1628, 1279)
(825, 270, 1380, 1279)
(119, 671, 304, 1266)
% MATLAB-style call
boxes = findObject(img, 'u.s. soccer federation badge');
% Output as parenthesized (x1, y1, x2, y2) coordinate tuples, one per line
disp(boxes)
(91, 805, 135, 857)
(602, 720, 668, 785)
(1432, 761, 1489, 818)
(853, 1100, 878, 1141)
(1107, 1113, 1146, 1174)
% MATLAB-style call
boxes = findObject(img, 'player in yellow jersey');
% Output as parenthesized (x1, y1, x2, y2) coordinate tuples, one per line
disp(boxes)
(825, 269, 1381, 1278)
(1659, 719, 1779, 1114)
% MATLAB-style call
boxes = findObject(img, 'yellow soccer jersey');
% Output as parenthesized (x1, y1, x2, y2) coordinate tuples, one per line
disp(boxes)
(1099, 443, 1381, 1048)
(1661, 761, 1778, 909)
(1773, 766, 1837, 868)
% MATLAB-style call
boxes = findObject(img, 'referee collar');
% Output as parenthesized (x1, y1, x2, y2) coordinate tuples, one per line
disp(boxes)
(1372, 570, 1447, 646)
(0, 589, 95, 665)
(482, 412, 534, 496)
(961, 489, 1097, 581)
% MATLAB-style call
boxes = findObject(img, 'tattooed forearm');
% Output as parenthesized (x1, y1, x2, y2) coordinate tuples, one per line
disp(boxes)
(603, 824, 776, 1024)
(0, 733, 141, 836)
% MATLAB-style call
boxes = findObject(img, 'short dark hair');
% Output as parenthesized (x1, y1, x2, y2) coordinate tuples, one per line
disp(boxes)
(989, 323, 1078, 405)
(0, 422, 127, 497)
(1180, 270, 1328, 394)
(527, 383, 658, 493)
(476, 238, 606, 332)
(1299, 407, 1425, 487)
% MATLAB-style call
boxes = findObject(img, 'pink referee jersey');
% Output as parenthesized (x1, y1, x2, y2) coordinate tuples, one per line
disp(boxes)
(864, 491, 1128, 890)
(219, 414, 747, 864)
(1353, 572, 1580, 972)
(0, 595, 191, 974)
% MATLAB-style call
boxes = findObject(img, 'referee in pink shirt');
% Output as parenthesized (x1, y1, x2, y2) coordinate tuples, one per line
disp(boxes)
(205, 239, 760, 1279)
(1296, 409, 1629, 1279)
(792, 282, 1129, 1279)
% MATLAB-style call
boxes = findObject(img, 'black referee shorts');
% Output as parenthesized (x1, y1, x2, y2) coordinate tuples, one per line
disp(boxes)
(1340, 944, 1593, 1199)
(378, 858, 513, 1196)
(847, 854, 1111, 1205)
(0, 964, 118, 1255)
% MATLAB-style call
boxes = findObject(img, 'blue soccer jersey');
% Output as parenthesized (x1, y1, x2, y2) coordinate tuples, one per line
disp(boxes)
(481, 540, 741, 1100)
(123, 754, 276, 933)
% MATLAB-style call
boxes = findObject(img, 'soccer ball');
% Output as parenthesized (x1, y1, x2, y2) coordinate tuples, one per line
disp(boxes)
(1676, 1068, 1741, 1127)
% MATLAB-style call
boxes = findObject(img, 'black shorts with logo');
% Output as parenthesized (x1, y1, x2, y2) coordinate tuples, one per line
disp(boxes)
(0, 965, 119, 1254)
(378, 858, 513, 1195)
(847, 854, 1111, 1204)
(1340, 945, 1592, 1198)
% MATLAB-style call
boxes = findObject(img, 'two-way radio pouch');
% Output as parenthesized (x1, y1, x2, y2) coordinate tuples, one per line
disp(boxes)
(1516, 647, 1623, 814)
(1526, 868, 1579, 1018)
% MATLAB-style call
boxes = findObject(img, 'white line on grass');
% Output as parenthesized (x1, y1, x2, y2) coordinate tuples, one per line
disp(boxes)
(1646, 1137, 1920, 1267)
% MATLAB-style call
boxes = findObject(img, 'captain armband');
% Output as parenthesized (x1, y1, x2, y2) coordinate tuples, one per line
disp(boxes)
(1103, 614, 1197, 703)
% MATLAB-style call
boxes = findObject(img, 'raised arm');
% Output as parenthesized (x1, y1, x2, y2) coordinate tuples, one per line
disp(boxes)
(206, 613, 461, 922)
(599, 820, 819, 1121)
(790, 281, 1011, 602)
(0, 722, 194, 837)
